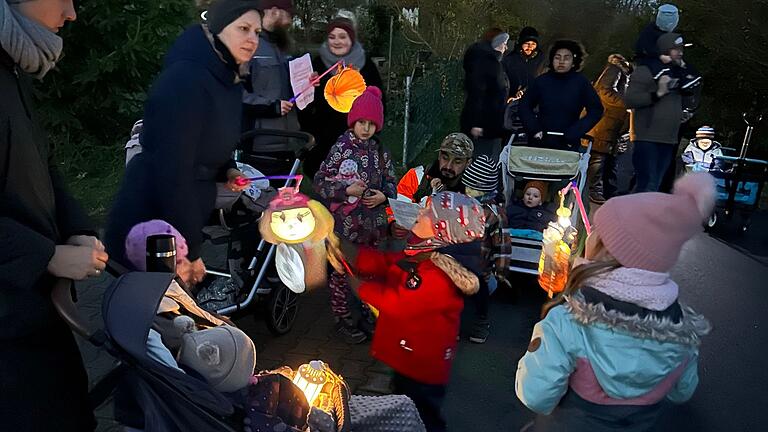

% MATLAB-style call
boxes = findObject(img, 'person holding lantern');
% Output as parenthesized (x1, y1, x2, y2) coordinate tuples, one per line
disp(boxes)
(515, 173, 714, 431)
(314, 86, 396, 344)
(298, 15, 385, 180)
(105, 0, 259, 284)
(327, 191, 486, 432)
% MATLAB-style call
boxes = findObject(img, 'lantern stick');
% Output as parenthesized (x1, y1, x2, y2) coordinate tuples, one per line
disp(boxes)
(559, 182, 592, 235)
(289, 60, 344, 103)
(235, 174, 303, 187)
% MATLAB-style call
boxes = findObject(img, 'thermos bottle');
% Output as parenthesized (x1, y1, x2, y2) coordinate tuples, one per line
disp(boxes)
(146, 234, 177, 273)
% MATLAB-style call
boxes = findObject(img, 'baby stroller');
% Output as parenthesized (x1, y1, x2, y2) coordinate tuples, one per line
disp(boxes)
(499, 133, 592, 276)
(705, 114, 768, 232)
(195, 129, 316, 335)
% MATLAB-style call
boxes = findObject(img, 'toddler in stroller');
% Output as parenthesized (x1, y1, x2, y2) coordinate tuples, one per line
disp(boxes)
(682, 126, 724, 172)
(507, 180, 557, 233)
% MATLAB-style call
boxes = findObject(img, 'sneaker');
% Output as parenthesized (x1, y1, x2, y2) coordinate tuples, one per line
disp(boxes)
(358, 307, 377, 337)
(336, 317, 367, 344)
(469, 318, 490, 344)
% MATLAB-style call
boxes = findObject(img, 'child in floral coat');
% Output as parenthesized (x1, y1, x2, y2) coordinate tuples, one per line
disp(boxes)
(314, 86, 397, 344)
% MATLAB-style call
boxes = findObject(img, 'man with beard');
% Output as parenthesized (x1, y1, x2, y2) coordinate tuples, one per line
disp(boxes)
(389, 133, 474, 238)
(242, 0, 298, 175)
(502, 26, 546, 100)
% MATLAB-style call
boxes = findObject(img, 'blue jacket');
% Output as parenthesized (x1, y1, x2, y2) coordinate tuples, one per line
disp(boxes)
(519, 70, 603, 150)
(516, 285, 710, 432)
(106, 25, 242, 263)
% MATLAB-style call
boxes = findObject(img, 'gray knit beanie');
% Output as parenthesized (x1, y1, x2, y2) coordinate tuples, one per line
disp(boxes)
(205, 0, 261, 34)
(491, 32, 510, 50)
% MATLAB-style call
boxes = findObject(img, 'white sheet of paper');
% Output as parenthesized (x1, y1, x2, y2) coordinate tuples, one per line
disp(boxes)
(388, 198, 423, 229)
(289, 53, 315, 110)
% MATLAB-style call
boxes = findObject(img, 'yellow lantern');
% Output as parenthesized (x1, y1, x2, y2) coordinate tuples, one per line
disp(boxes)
(324, 66, 367, 113)
(538, 191, 577, 298)
(292, 360, 328, 405)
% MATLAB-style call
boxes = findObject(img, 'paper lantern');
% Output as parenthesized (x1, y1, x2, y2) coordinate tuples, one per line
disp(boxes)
(538, 192, 577, 298)
(324, 66, 367, 113)
(292, 361, 328, 405)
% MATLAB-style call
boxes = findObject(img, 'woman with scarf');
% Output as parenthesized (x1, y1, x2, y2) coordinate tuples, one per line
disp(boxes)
(298, 16, 384, 180)
(328, 192, 485, 432)
(1, 0, 109, 430)
(105, 0, 260, 284)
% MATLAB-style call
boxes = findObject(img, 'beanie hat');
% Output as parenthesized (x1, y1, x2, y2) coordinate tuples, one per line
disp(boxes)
(327, 17, 356, 44)
(657, 32, 684, 53)
(125, 220, 189, 271)
(462, 155, 501, 192)
(491, 32, 510, 50)
(260, 0, 294, 14)
(517, 26, 540, 45)
(524, 180, 549, 198)
(695, 126, 715, 139)
(591, 173, 716, 273)
(175, 317, 256, 393)
(656, 3, 680, 32)
(206, 0, 262, 34)
(347, 86, 384, 132)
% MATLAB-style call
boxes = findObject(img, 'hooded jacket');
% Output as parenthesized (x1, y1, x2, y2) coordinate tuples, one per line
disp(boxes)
(516, 271, 710, 432)
(460, 41, 509, 139)
(681, 139, 723, 169)
(356, 248, 479, 385)
(105, 25, 242, 264)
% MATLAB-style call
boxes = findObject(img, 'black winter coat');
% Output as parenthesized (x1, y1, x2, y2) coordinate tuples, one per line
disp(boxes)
(298, 54, 384, 180)
(634, 23, 666, 61)
(502, 49, 546, 96)
(587, 62, 631, 153)
(105, 25, 242, 265)
(0, 49, 95, 430)
(460, 41, 509, 139)
(519, 70, 604, 150)
(507, 201, 556, 232)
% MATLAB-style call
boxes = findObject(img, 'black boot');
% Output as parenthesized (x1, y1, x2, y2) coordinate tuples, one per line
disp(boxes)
(335, 314, 367, 344)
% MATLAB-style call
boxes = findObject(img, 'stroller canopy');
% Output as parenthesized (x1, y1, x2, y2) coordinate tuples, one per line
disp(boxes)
(506, 146, 582, 179)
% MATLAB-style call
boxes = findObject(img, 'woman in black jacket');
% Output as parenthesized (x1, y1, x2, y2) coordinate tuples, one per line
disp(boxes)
(298, 17, 384, 180)
(519, 40, 604, 151)
(105, 1, 261, 284)
(0, 0, 109, 430)
(460, 28, 510, 158)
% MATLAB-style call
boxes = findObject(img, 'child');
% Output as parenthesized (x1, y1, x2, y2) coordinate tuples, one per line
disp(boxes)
(314, 86, 397, 344)
(682, 125, 724, 171)
(507, 180, 556, 232)
(461, 155, 511, 343)
(515, 173, 714, 431)
(328, 191, 485, 432)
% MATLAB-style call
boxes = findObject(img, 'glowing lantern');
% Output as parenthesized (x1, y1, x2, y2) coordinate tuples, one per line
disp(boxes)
(324, 66, 367, 113)
(538, 191, 578, 298)
(292, 360, 328, 405)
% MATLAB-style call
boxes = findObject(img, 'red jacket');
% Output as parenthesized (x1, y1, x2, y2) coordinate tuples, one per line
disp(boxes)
(356, 248, 479, 385)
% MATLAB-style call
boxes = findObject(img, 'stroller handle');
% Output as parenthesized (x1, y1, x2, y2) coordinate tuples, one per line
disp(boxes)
(743, 112, 763, 127)
(239, 129, 316, 156)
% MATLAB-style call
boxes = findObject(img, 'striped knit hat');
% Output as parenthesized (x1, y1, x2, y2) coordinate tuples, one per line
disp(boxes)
(695, 126, 715, 139)
(462, 155, 501, 192)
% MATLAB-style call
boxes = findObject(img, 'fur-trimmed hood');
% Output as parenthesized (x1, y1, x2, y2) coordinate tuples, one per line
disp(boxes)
(565, 291, 711, 347)
(430, 252, 479, 295)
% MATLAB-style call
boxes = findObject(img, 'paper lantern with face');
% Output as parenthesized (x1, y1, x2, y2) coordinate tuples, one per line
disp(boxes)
(259, 186, 336, 292)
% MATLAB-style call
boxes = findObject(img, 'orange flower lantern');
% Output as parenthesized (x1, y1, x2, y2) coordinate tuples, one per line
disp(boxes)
(324, 66, 367, 113)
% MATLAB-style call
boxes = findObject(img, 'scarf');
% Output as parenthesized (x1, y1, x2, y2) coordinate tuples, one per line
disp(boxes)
(575, 258, 679, 311)
(319, 40, 366, 71)
(201, 24, 248, 83)
(0, 1, 63, 79)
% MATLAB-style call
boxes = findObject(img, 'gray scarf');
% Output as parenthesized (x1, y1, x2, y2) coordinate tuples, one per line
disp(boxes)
(0, 1, 63, 79)
(319, 40, 366, 71)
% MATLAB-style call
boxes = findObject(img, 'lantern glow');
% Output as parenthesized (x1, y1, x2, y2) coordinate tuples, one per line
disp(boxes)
(292, 360, 328, 405)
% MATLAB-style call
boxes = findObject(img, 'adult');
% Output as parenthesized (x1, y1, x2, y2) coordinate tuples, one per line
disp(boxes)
(518, 40, 603, 150)
(502, 26, 546, 100)
(105, 0, 261, 284)
(460, 27, 509, 158)
(1, 0, 108, 430)
(634, 3, 679, 62)
(585, 54, 633, 204)
(299, 16, 384, 180)
(241, 0, 298, 176)
(625, 33, 702, 192)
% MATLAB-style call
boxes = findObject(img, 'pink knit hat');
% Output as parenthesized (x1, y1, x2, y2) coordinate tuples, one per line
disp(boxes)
(589, 173, 716, 273)
(125, 220, 189, 271)
(347, 86, 384, 132)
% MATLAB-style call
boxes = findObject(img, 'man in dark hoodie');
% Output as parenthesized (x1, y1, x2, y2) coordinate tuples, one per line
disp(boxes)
(460, 28, 510, 158)
(502, 26, 546, 99)
(242, 0, 299, 176)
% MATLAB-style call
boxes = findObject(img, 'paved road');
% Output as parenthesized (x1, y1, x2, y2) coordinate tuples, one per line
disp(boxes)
(78, 218, 768, 431)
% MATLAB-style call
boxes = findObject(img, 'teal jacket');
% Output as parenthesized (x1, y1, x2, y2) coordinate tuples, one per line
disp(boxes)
(516, 287, 710, 431)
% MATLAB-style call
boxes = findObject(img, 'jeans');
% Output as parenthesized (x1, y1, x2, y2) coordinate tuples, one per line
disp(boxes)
(632, 141, 676, 193)
(586, 151, 618, 203)
(392, 373, 447, 432)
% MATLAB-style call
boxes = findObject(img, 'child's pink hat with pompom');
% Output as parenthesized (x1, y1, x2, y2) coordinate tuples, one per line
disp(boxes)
(347, 86, 384, 132)
(589, 173, 716, 273)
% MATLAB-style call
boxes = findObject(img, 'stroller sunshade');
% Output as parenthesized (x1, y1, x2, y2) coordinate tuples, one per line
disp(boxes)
(506, 146, 582, 180)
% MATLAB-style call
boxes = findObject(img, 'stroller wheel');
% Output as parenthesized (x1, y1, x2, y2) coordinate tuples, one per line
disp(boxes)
(265, 282, 300, 335)
(707, 213, 717, 229)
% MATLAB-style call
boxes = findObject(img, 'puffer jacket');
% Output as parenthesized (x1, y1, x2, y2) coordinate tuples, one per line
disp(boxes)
(356, 248, 479, 385)
(516, 268, 710, 432)
(586, 56, 631, 153)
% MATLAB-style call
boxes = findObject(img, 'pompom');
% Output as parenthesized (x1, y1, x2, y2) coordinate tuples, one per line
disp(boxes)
(173, 315, 196, 334)
(365, 85, 382, 99)
(673, 172, 716, 219)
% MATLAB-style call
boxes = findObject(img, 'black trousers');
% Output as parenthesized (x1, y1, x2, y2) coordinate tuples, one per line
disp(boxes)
(392, 373, 447, 432)
(586, 151, 618, 202)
